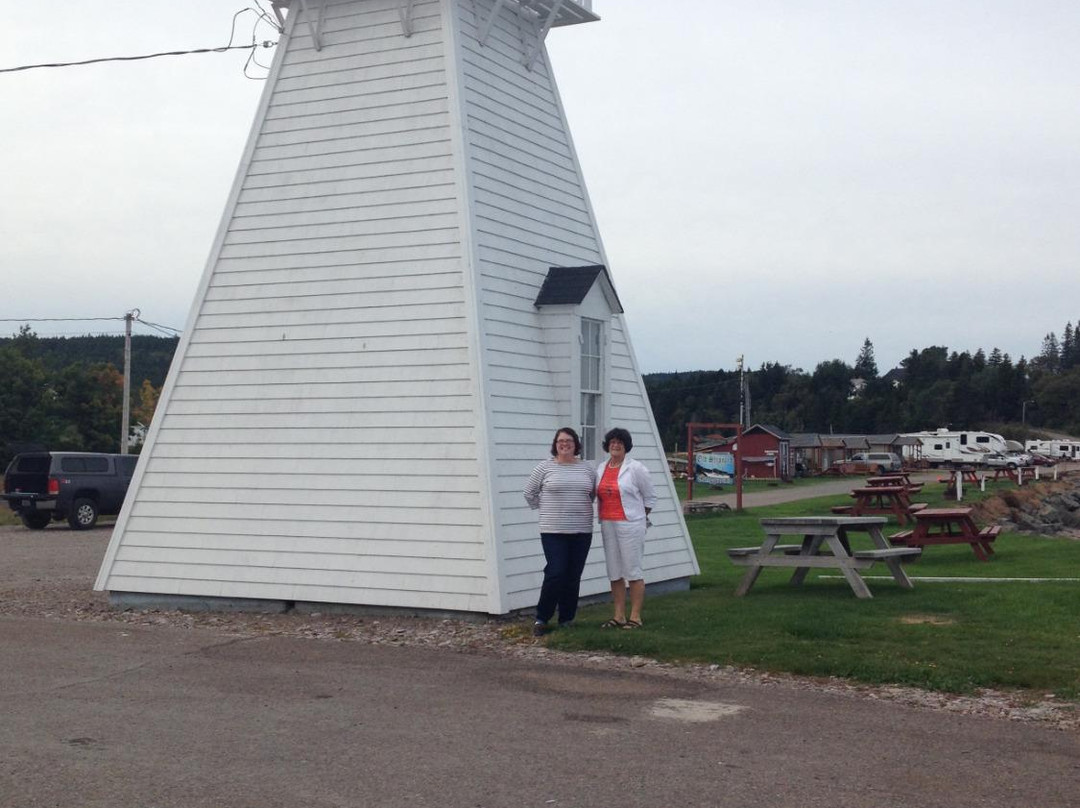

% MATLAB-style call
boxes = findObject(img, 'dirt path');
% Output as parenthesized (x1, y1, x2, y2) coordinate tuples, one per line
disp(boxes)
(691, 466, 1076, 510)
(690, 473, 939, 509)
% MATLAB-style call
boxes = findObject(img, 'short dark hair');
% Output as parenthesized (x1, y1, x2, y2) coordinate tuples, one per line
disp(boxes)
(603, 427, 633, 453)
(550, 427, 582, 457)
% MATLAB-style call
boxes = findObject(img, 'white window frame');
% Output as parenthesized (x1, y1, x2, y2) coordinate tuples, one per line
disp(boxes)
(579, 317, 604, 461)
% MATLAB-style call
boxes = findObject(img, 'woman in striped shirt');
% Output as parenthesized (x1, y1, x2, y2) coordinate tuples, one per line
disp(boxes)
(523, 427, 597, 637)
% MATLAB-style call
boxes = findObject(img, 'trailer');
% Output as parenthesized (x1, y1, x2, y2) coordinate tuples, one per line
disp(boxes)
(900, 429, 1007, 467)
(1024, 439, 1080, 461)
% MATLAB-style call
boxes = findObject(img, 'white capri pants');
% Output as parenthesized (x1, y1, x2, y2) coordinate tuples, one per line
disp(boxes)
(600, 519, 647, 582)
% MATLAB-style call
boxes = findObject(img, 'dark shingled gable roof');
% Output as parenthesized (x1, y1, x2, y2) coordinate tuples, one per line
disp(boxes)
(746, 423, 791, 440)
(534, 265, 624, 312)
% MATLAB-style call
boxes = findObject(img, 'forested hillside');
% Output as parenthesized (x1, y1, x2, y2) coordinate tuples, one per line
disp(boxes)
(645, 331, 1080, 450)
(0, 328, 177, 463)
(4, 323, 1079, 463)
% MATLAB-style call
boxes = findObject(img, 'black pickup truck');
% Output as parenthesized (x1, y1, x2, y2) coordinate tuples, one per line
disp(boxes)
(2, 452, 138, 530)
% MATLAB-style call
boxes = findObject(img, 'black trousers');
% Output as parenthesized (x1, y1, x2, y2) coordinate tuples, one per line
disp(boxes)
(535, 532, 593, 624)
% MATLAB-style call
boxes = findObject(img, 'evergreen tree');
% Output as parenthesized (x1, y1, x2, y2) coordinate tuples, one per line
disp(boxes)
(1037, 332, 1060, 373)
(1062, 322, 1078, 370)
(853, 338, 878, 379)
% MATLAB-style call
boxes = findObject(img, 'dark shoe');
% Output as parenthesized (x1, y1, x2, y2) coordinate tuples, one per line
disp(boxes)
(532, 621, 546, 637)
(623, 619, 643, 630)
(601, 618, 627, 629)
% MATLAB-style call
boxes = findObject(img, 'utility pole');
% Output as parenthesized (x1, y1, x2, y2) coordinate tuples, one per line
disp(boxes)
(121, 309, 138, 454)
(737, 355, 745, 427)
(1022, 399, 1035, 426)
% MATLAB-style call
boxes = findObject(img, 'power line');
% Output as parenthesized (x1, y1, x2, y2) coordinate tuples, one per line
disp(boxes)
(0, 6, 281, 76)
(134, 317, 182, 337)
(1, 315, 182, 337)
(0, 317, 124, 323)
(0, 42, 272, 74)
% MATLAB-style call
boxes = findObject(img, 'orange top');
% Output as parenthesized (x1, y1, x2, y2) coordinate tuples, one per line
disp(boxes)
(597, 464, 627, 521)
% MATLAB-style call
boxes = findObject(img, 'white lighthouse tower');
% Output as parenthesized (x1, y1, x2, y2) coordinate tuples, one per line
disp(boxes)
(96, 0, 699, 615)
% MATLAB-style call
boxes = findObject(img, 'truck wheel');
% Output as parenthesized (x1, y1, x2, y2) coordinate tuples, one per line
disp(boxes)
(68, 498, 99, 530)
(877, 465, 886, 475)
(21, 512, 51, 530)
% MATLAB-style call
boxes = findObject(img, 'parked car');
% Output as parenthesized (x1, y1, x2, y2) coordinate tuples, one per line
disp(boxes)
(982, 451, 1032, 470)
(1028, 452, 1056, 467)
(837, 452, 903, 474)
(2, 451, 138, 530)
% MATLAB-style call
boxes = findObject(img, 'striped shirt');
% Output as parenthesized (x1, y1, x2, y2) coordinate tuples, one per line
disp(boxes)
(522, 459, 596, 533)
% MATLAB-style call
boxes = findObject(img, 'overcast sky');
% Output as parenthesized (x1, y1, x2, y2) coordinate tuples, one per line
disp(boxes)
(3, 1, 1078, 374)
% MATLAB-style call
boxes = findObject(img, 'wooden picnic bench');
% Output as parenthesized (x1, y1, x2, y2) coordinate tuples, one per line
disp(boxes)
(847, 485, 919, 525)
(986, 466, 1036, 485)
(940, 467, 982, 500)
(727, 516, 921, 599)
(867, 475, 924, 495)
(889, 507, 1000, 561)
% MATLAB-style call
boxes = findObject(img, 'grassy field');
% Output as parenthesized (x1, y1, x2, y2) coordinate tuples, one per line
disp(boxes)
(547, 481, 1080, 700)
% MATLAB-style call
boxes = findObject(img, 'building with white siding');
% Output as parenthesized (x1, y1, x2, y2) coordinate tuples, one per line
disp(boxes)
(95, 0, 699, 615)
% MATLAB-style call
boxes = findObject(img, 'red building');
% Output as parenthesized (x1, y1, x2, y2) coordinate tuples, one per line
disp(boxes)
(695, 424, 792, 480)
(736, 424, 793, 480)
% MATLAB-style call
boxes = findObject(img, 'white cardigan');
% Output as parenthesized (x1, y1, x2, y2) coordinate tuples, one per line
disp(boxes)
(594, 456, 657, 522)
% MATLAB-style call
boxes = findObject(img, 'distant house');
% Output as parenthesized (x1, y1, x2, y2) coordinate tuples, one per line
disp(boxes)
(713, 424, 792, 479)
(790, 434, 865, 472)
(790, 433, 919, 472)
(883, 368, 906, 388)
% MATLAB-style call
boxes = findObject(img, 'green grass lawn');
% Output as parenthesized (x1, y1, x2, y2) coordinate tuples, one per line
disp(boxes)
(548, 482, 1080, 700)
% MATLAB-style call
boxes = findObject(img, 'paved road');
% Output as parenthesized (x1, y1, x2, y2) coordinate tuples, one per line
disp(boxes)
(3, 616, 1078, 808)
(693, 477, 873, 509)
(1, 525, 1078, 807)
(692, 465, 1075, 509)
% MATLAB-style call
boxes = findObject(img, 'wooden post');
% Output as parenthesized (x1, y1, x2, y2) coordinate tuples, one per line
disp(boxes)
(686, 423, 694, 502)
(121, 310, 134, 455)
(956, 470, 963, 501)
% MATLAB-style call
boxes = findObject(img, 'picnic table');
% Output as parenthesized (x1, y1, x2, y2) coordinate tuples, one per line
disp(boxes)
(866, 474, 923, 494)
(940, 467, 981, 499)
(727, 516, 921, 599)
(889, 507, 1001, 561)
(986, 466, 1036, 484)
(832, 485, 921, 525)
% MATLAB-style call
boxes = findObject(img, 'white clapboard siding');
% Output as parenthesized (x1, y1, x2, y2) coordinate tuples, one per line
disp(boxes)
(96, 0, 697, 615)
(96, 0, 496, 611)
(454, 0, 697, 609)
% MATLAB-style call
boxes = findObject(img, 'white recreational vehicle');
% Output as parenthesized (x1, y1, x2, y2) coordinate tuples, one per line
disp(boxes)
(1025, 439, 1080, 461)
(901, 429, 1007, 467)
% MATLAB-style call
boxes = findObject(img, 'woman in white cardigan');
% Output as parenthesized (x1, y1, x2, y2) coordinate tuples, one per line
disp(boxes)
(595, 427, 656, 629)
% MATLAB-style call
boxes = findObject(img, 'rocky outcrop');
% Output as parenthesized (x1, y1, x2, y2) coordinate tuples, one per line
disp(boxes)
(973, 476, 1080, 537)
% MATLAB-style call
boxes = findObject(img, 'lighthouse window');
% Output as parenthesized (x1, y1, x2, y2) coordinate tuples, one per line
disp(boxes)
(580, 318, 603, 460)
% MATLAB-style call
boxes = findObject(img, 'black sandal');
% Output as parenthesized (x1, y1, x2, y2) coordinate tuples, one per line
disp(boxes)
(622, 619, 643, 630)
(601, 618, 627, 629)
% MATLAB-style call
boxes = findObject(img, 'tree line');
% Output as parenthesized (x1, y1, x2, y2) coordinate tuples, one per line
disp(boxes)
(3, 322, 1079, 464)
(0, 328, 177, 465)
(645, 325, 1080, 450)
